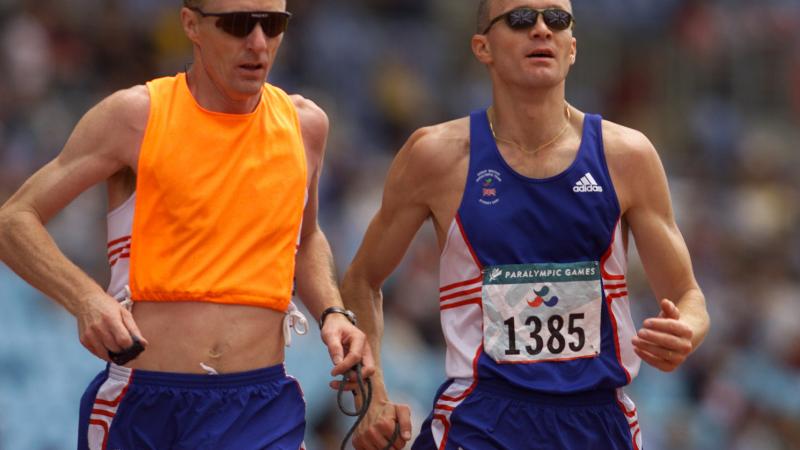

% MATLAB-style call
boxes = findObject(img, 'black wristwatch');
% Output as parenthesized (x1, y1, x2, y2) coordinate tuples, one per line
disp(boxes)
(319, 306, 357, 329)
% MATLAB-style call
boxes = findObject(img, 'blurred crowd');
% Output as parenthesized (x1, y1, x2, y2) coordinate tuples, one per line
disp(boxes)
(1, 0, 799, 449)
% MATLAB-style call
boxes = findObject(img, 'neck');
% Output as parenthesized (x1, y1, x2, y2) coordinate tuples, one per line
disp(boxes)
(490, 84, 571, 151)
(186, 63, 262, 115)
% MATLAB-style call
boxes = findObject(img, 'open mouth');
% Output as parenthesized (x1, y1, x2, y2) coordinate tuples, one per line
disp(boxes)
(526, 49, 555, 58)
(239, 63, 265, 71)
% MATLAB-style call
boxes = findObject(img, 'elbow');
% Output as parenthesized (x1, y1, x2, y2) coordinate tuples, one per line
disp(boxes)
(0, 207, 37, 260)
(691, 288, 711, 347)
(0, 205, 14, 239)
(342, 265, 382, 294)
(341, 265, 384, 308)
(0, 208, 16, 261)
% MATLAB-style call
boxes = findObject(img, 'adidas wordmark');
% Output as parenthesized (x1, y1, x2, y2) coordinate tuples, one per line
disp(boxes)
(573, 172, 604, 193)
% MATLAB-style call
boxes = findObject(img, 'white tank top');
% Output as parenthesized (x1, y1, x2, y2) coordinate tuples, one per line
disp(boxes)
(105, 193, 134, 298)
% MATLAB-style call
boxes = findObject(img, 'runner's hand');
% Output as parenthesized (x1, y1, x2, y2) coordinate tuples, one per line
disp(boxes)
(321, 314, 375, 379)
(76, 293, 148, 362)
(632, 298, 693, 372)
(352, 399, 412, 450)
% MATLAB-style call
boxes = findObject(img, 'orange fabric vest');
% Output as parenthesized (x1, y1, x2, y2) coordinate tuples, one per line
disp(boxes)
(129, 73, 307, 312)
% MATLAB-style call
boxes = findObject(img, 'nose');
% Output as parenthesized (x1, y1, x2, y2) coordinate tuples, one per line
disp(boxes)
(246, 23, 269, 51)
(529, 13, 552, 39)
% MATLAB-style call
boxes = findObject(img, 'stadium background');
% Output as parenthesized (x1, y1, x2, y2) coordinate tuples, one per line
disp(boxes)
(1, 0, 799, 448)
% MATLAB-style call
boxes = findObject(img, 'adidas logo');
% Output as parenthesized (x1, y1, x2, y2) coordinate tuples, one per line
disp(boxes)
(573, 172, 604, 193)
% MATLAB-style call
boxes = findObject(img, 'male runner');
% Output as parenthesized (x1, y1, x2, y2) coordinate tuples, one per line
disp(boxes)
(0, 0, 372, 448)
(341, 0, 709, 448)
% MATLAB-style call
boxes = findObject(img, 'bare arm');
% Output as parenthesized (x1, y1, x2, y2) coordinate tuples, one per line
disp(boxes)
(341, 128, 447, 448)
(609, 125, 709, 372)
(0, 86, 150, 360)
(291, 96, 338, 320)
(290, 95, 374, 378)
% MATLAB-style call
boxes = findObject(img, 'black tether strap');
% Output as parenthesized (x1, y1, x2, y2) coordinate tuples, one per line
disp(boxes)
(337, 364, 401, 450)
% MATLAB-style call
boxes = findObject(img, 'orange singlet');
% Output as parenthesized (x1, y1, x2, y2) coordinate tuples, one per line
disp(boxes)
(129, 73, 307, 312)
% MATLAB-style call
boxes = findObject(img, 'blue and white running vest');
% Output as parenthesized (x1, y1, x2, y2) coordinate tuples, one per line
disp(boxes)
(437, 110, 640, 396)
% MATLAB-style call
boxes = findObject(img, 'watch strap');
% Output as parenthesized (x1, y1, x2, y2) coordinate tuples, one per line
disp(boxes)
(319, 306, 357, 329)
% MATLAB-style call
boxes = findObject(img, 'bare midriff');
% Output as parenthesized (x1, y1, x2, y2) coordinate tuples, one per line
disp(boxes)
(126, 302, 286, 374)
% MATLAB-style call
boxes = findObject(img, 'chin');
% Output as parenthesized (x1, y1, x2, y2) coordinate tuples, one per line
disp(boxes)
(519, 71, 563, 89)
(234, 79, 266, 96)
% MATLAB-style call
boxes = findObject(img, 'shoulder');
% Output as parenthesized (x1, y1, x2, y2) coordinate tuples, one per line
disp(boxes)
(66, 85, 149, 169)
(396, 117, 470, 174)
(289, 94, 329, 159)
(375, 117, 469, 215)
(379, 117, 470, 204)
(102, 85, 150, 118)
(290, 94, 329, 135)
(601, 118, 662, 174)
(600, 118, 670, 212)
(91, 85, 150, 135)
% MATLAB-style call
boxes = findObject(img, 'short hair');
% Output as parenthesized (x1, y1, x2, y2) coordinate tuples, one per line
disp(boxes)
(183, 0, 204, 8)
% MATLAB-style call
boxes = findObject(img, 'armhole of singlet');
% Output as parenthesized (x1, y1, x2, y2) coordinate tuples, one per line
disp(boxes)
(592, 115, 622, 218)
(107, 192, 136, 219)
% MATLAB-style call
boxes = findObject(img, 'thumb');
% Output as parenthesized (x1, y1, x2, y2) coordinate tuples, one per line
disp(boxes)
(660, 298, 680, 320)
(396, 404, 412, 440)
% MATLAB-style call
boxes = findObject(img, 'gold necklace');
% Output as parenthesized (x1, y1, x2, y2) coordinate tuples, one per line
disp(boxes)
(488, 104, 571, 156)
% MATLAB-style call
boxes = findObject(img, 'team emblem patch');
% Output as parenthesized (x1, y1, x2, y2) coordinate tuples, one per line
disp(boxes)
(477, 169, 502, 205)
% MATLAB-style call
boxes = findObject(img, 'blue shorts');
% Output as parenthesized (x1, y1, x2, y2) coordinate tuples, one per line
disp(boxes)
(77, 363, 305, 450)
(412, 379, 641, 450)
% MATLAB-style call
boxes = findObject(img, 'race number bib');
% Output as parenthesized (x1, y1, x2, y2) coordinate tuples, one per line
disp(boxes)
(483, 262, 602, 364)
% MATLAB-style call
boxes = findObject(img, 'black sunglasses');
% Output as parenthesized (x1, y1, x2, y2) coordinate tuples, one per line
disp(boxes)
(189, 6, 291, 38)
(483, 7, 574, 34)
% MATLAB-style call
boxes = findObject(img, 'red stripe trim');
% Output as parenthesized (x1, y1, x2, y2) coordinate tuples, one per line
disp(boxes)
(616, 398, 638, 418)
(439, 345, 482, 402)
(107, 245, 131, 258)
(440, 298, 481, 311)
(601, 219, 625, 281)
(434, 403, 455, 411)
(108, 253, 130, 268)
(439, 286, 482, 302)
(615, 398, 640, 449)
(93, 371, 134, 407)
(602, 274, 625, 281)
(607, 298, 632, 383)
(438, 391, 466, 402)
(433, 414, 451, 450)
(106, 236, 131, 248)
(88, 419, 110, 450)
(607, 291, 628, 301)
(603, 283, 627, 290)
(439, 275, 482, 293)
(91, 408, 115, 418)
(455, 214, 483, 271)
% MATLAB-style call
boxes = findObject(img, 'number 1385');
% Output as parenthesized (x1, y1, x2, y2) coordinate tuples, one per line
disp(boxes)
(504, 313, 586, 356)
